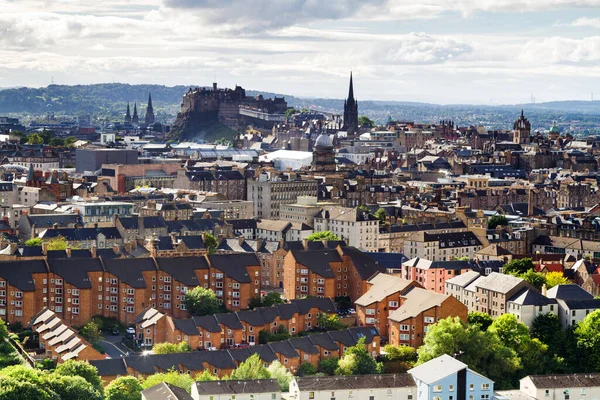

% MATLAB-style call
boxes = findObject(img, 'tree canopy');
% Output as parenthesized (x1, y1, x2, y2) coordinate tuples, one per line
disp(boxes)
(267, 360, 293, 391)
(230, 354, 271, 380)
(374, 208, 388, 224)
(152, 341, 191, 355)
(184, 286, 222, 316)
(54, 360, 104, 394)
(305, 231, 340, 242)
(546, 271, 569, 288)
(336, 337, 382, 376)
(142, 370, 194, 393)
(504, 258, 534, 275)
(468, 312, 494, 331)
(104, 376, 143, 400)
(204, 233, 218, 254)
(358, 116, 374, 128)
(487, 215, 509, 229)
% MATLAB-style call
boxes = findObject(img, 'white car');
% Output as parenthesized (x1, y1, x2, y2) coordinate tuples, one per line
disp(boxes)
(126, 327, 135, 334)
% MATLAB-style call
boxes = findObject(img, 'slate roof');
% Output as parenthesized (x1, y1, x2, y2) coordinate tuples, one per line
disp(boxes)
(290, 249, 341, 278)
(194, 379, 280, 395)
(103, 258, 156, 288)
(208, 253, 259, 283)
(289, 298, 336, 314)
(227, 219, 257, 230)
(141, 382, 193, 400)
(527, 374, 600, 389)
(216, 313, 243, 330)
(355, 273, 415, 306)
(341, 247, 386, 280)
(173, 319, 199, 336)
(0, 259, 47, 291)
(268, 340, 299, 358)
(474, 272, 526, 294)
(362, 252, 407, 270)
(284, 240, 346, 251)
(155, 256, 209, 286)
(40, 227, 122, 241)
(546, 284, 594, 300)
(235, 310, 265, 327)
(192, 315, 222, 333)
(388, 288, 451, 321)
(89, 358, 127, 376)
(25, 214, 81, 228)
(408, 354, 470, 385)
(508, 288, 556, 306)
(48, 258, 103, 289)
(295, 374, 415, 391)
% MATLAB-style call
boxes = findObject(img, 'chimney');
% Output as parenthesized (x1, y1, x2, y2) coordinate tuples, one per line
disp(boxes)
(66, 247, 72, 258)
(542, 283, 547, 297)
(112, 243, 121, 256)
(528, 189, 534, 216)
(302, 238, 308, 250)
(9, 242, 17, 255)
(322, 239, 329, 248)
(238, 236, 245, 246)
(256, 237, 263, 251)
(90, 244, 97, 258)
(41, 241, 48, 255)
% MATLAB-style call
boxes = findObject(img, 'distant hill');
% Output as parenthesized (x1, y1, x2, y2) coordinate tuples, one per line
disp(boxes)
(2, 83, 600, 133)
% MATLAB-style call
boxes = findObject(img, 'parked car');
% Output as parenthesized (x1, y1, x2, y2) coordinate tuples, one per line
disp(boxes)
(111, 327, 120, 336)
(126, 327, 135, 335)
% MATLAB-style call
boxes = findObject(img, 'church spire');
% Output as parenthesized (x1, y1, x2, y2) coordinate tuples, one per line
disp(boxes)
(144, 93, 155, 126)
(27, 162, 34, 183)
(124, 102, 131, 124)
(343, 72, 359, 135)
(348, 71, 355, 101)
(132, 102, 139, 124)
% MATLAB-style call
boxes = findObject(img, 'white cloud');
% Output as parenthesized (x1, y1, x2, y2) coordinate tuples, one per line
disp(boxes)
(570, 17, 600, 28)
(520, 36, 600, 63)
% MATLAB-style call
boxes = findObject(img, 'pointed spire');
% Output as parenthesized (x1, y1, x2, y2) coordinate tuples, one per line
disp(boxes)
(521, 109, 524, 118)
(348, 71, 354, 101)
(132, 102, 139, 124)
(125, 102, 131, 123)
(145, 93, 155, 125)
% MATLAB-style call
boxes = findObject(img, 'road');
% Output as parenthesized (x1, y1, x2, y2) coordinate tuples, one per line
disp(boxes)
(99, 334, 132, 359)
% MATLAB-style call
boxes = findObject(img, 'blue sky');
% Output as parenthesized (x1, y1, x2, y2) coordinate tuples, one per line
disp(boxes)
(2, 0, 600, 104)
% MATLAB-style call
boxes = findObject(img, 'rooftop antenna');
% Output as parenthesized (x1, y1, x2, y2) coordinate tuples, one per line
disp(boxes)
(51, 76, 54, 84)
(592, 92, 594, 102)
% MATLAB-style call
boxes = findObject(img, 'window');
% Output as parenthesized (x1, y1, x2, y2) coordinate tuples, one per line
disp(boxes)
(389, 301, 398, 307)
(481, 384, 490, 391)
(366, 309, 375, 315)
(481, 395, 490, 400)
(545, 390, 550, 397)
(400, 324, 409, 331)
(72, 308, 79, 315)
(309, 393, 315, 399)
(433, 385, 442, 393)
(449, 385, 454, 392)
(399, 334, 409, 341)
(424, 316, 434, 323)
(469, 384, 474, 391)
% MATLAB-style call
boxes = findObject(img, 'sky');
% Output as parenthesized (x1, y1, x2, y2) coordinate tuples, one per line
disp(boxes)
(2, 0, 600, 104)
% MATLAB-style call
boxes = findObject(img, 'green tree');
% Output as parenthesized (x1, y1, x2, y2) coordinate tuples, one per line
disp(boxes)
(358, 116, 374, 128)
(80, 321, 103, 344)
(317, 314, 346, 331)
(45, 236, 70, 251)
(47, 374, 103, 400)
(49, 138, 65, 147)
(152, 341, 191, 354)
(262, 292, 285, 307)
(468, 312, 494, 331)
(487, 215, 509, 229)
(417, 317, 521, 389)
(519, 269, 546, 291)
(0, 377, 55, 400)
(306, 231, 340, 242)
(336, 337, 382, 376)
(184, 286, 222, 316)
(142, 370, 194, 393)
(298, 362, 317, 375)
(318, 357, 339, 375)
(105, 376, 143, 400)
(504, 258, 534, 275)
(25, 238, 42, 247)
(575, 310, 600, 370)
(54, 359, 104, 394)
(259, 325, 291, 344)
(0, 319, 7, 341)
(284, 108, 298, 118)
(374, 208, 387, 225)
(381, 344, 418, 364)
(267, 360, 293, 391)
(195, 370, 219, 382)
(230, 353, 271, 380)
(546, 271, 569, 289)
(27, 133, 44, 145)
(65, 136, 78, 147)
(531, 313, 564, 350)
(204, 233, 218, 254)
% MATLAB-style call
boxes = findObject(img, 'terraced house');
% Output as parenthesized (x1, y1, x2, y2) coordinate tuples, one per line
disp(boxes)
(0, 253, 261, 326)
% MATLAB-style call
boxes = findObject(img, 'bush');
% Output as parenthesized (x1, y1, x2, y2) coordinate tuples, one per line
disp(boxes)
(258, 326, 290, 344)
(8, 333, 18, 342)
(298, 363, 317, 376)
(318, 357, 339, 375)
(7, 321, 22, 333)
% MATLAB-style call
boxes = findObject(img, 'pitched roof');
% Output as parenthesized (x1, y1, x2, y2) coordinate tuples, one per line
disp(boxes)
(0, 259, 47, 291)
(208, 254, 258, 283)
(341, 247, 386, 280)
(102, 258, 156, 288)
(193, 380, 280, 395)
(290, 249, 341, 278)
(154, 256, 209, 286)
(508, 288, 556, 306)
(295, 374, 415, 391)
(445, 271, 481, 288)
(546, 284, 594, 300)
(526, 374, 600, 389)
(474, 272, 525, 294)
(388, 288, 452, 321)
(141, 382, 193, 400)
(289, 298, 336, 314)
(408, 354, 469, 385)
(48, 258, 103, 289)
(355, 273, 415, 307)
